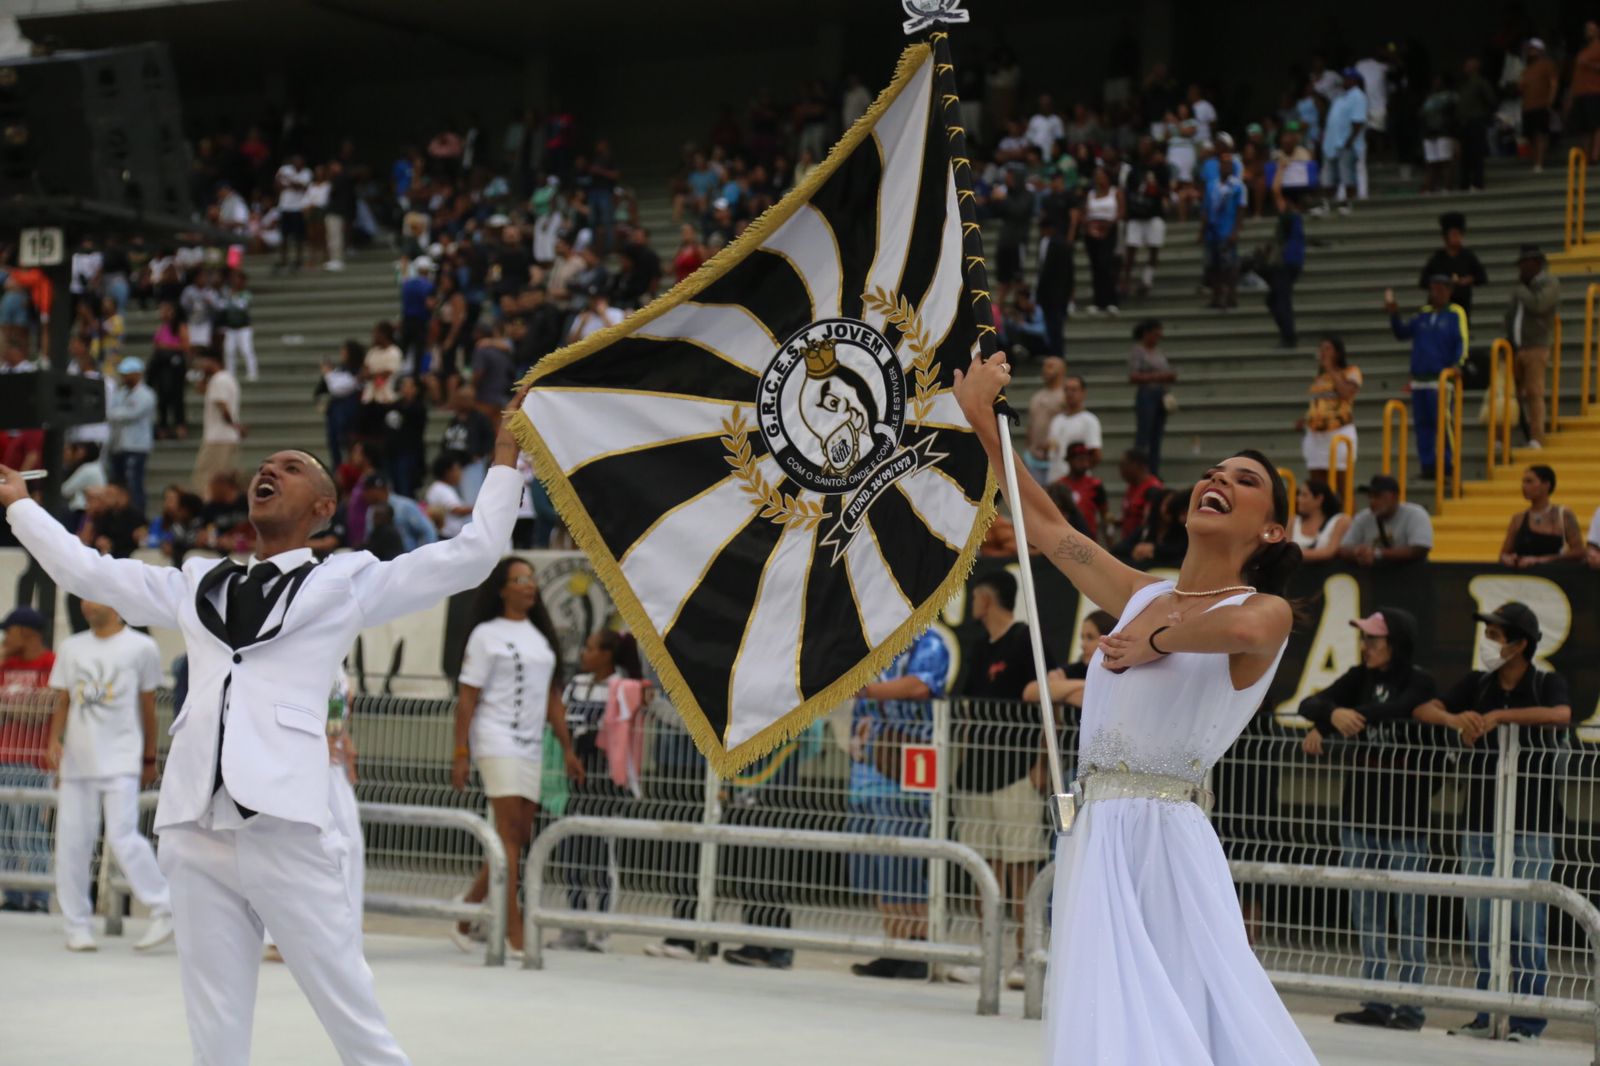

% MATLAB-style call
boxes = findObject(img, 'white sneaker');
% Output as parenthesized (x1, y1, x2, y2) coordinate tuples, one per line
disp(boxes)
(1308, 204, 1330, 217)
(65, 929, 98, 952)
(1336, 203, 1352, 216)
(134, 914, 175, 952)
(943, 964, 980, 984)
(323, 260, 345, 271)
(1006, 962, 1027, 990)
(1106, 305, 1120, 316)
(1525, 439, 1543, 449)
(644, 940, 695, 960)
(584, 933, 609, 953)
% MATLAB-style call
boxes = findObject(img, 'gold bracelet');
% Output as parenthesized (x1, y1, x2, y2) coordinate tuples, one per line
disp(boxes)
(453, 745, 469, 759)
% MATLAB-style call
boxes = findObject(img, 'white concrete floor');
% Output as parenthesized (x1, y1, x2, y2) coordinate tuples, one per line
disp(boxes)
(0, 912, 1588, 1065)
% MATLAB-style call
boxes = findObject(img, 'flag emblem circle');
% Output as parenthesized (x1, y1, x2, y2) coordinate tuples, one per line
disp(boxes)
(757, 317, 906, 495)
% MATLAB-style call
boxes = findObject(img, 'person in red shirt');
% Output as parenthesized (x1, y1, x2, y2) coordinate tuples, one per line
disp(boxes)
(1055, 442, 1110, 544)
(0, 605, 56, 910)
(1116, 447, 1165, 541)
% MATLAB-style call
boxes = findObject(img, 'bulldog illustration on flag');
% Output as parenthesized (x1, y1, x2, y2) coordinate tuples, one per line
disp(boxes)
(509, 42, 996, 773)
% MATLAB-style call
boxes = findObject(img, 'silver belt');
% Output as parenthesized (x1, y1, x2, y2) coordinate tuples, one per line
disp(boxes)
(1076, 770, 1214, 812)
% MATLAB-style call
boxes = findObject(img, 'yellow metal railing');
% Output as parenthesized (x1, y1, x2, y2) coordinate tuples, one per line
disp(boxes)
(1276, 467, 1296, 518)
(1327, 435, 1355, 514)
(1553, 314, 1563, 433)
(1381, 399, 1408, 503)
(1567, 147, 1588, 252)
(1487, 339, 1516, 471)
(1586, 282, 1600, 415)
(1435, 367, 1463, 514)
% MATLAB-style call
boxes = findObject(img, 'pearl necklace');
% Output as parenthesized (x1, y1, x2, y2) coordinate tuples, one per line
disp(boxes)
(1165, 584, 1256, 625)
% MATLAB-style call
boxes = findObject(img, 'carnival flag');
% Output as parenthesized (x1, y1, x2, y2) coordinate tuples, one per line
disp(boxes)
(510, 43, 996, 773)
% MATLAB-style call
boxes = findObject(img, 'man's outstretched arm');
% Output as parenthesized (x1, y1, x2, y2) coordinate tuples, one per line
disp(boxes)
(0, 465, 186, 629)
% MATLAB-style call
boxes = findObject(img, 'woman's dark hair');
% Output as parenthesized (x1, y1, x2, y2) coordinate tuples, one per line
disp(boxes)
(593, 629, 642, 680)
(468, 557, 564, 684)
(1132, 318, 1162, 342)
(1319, 335, 1348, 368)
(1230, 449, 1304, 599)
(341, 340, 364, 371)
(1045, 481, 1091, 537)
(1304, 480, 1342, 520)
(431, 452, 462, 481)
(1528, 464, 1556, 493)
(1084, 609, 1118, 637)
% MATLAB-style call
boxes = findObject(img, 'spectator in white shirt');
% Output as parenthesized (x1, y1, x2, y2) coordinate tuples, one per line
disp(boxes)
(1188, 84, 1217, 142)
(69, 237, 102, 317)
(191, 352, 244, 494)
(424, 454, 473, 539)
(320, 340, 364, 467)
(1044, 374, 1104, 482)
(1025, 94, 1066, 156)
(567, 284, 625, 343)
(274, 152, 312, 274)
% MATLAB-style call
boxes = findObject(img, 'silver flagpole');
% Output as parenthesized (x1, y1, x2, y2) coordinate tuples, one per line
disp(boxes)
(994, 413, 1072, 830)
(926, 23, 1072, 830)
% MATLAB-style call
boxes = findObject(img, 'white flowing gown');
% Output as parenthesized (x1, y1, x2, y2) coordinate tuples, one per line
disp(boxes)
(1043, 580, 1319, 1065)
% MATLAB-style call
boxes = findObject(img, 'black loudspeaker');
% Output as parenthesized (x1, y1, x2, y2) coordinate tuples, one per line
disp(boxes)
(0, 372, 106, 431)
(0, 44, 192, 217)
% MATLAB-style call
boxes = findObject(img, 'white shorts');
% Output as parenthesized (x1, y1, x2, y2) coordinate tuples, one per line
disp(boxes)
(955, 775, 1050, 864)
(1302, 423, 1358, 473)
(476, 754, 541, 801)
(1423, 137, 1454, 163)
(1125, 218, 1167, 248)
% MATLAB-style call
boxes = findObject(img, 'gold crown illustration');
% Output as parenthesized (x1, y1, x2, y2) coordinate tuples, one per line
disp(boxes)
(802, 338, 839, 380)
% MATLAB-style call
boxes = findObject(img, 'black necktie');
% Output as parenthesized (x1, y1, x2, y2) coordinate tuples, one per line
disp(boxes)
(227, 562, 280, 648)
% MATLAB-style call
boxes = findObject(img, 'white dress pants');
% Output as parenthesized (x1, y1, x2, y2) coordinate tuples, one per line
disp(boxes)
(266, 764, 364, 949)
(158, 816, 408, 1066)
(56, 774, 170, 935)
(223, 327, 257, 380)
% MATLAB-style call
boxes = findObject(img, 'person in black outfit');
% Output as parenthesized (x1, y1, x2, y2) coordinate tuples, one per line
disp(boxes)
(952, 571, 1054, 980)
(1034, 216, 1073, 355)
(384, 374, 430, 499)
(1414, 602, 1573, 1042)
(1417, 212, 1488, 315)
(1300, 607, 1439, 1033)
(1112, 488, 1187, 568)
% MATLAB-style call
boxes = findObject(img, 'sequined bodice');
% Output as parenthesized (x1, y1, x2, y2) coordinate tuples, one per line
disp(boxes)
(1076, 581, 1285, 785)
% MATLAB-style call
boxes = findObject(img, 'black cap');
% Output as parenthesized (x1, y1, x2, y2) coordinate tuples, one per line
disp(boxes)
(1, 606, 45, 631)
(1475, 602, 1542, 646)
(1359, 473, 1401, 495)
(1515, 243, 1545, 264)
(362, 474, 390, 490)
(1439, 211, 1466, 233)
(1425, 273, 1453, 287)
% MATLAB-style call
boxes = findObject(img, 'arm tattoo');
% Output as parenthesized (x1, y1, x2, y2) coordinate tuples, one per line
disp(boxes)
(1052, 532, 1096, 567)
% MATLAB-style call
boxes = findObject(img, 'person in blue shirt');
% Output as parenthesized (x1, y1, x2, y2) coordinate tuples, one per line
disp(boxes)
(1386, 275, 1468, 480)
(1266, 189, 1308, 346)
(1317, 69, 1368, 216)
(398, 260, 436, 371)
(1202, 135, 1248, 312)
(359, 474, 438, 552)
(847, 627, 951, 980)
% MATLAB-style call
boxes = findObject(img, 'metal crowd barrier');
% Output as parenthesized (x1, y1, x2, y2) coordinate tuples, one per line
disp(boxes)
(0, 785, 507, 967)
(522, 815, 1005, 1015)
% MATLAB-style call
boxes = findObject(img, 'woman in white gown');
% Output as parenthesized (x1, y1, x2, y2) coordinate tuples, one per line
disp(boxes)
(955, 353, 1319, 1065)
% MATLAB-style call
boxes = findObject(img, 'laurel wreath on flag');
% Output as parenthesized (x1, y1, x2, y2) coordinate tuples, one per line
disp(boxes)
(862, 287, 941, 425)
(722, 409, 826, 529)
(723, 288, 941, 530)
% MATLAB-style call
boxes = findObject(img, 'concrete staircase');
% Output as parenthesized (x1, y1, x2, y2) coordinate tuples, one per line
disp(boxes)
(124, 158, 1596, 565)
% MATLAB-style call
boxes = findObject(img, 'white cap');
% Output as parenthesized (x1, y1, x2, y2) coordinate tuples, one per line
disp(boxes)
(411, 255, 436, 274)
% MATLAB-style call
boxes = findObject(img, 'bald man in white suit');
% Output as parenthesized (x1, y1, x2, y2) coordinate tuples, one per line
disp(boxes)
(0, 394, 527, 1065)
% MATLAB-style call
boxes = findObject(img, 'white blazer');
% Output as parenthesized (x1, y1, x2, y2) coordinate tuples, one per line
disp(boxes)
(6, 464, 522, 830)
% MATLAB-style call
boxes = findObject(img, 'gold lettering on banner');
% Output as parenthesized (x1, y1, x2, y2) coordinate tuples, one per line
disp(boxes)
(1273, 574, 1362, 726)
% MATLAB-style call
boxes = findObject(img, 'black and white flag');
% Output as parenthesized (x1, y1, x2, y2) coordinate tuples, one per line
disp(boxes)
(511, 43, 995, 773)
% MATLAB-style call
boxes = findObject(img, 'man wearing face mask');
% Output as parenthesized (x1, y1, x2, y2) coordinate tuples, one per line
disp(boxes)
(1301, 608, 1440, 1032)
(1414, 602, 1573, 1043)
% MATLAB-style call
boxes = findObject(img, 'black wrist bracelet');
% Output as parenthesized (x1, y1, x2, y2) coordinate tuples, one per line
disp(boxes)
(1148, 625, 1172, 655)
